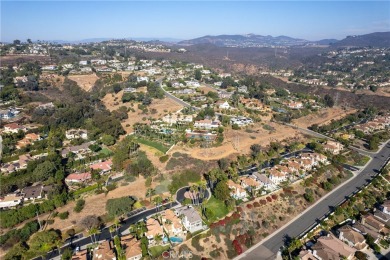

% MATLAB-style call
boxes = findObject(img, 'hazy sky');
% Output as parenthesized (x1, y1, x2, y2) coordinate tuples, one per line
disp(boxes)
(1, 1, 389, 42)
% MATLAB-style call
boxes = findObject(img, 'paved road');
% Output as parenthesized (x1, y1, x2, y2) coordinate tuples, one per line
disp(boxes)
(156, 78, 196, 109)
(42, 202, 178, 260)
(239, 140, 390, 260)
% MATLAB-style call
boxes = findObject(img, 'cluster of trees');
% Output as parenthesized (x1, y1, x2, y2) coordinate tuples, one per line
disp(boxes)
(106, 196, 135, 217)
(125, 151, 155, 178)
(31, 79, 125, 139)
(112, 136, 140, 170)
(0, 152, 64, 195)
(0, 220, 40, 250)
(122, 92, 152, 106)
(0, 190, 68, 228)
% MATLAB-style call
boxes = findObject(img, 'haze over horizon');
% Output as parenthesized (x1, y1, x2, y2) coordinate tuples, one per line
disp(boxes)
(1, 1, 390, 42)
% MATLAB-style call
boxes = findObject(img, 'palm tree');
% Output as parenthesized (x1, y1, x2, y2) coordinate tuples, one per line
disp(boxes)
(109, 226, 116, 240)
(55, 239, 62, 257)
(146, 188, 156, 202)
(153, 196, 163, 212)
(189, 185, 197, 205)
(114, 217, 121, 235)
(201, 200, 207, 218)
(199, 181, 207, 203)
(89, 227, 99, 244)
(154, 234, 163, 245)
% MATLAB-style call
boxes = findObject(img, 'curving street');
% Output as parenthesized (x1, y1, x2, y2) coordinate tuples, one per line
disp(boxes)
(238, 140, 390, 260)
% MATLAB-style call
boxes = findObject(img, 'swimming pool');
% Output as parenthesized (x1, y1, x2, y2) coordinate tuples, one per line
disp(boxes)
(170, 237, 183, 243)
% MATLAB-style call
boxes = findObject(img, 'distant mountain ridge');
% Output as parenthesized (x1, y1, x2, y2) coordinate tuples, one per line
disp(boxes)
(330, 32, 390, 48)
(178, 34, 313, 47)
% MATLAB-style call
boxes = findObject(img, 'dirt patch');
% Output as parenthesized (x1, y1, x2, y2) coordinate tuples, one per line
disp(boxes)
(102, 91, 183, 133)
(46, 176, 147, 232)
(292, 107, 357, 128)
(171, 122, 302, 161)
(199, 85, 218, 94)
(67, 73, 99, 92)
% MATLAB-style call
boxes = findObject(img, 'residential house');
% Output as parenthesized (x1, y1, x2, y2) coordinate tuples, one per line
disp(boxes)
(90, 159, 113, 174)
(352, 222, 382, 243)
(145, 218, 164, 244)
(175, 205, 203, 233)
(252, 172, 275, 190)
(230, 116, 253, 126)
(323, 141, 344, 155)
(193, 118, 221, 130)
(19, 154, 33, 169)
(22, 185, 51, 201)
(0, 193, 24, 209)
(216, 100, 231, 110)
(239, 97, 267, 111)
(373, 210, 390, 225)
(287, 101, 304, 110)
(237, 85, 248, 93)
(185, 130, 217, 141)
(123, 87, 136, 93)
(267, 168, 287, 185)
(218, 91, 233, 99)
(380, 200, 390, 215)
(121, 235, 142, 260)
(65, 172, 92, 185)
(72, 249, 88, 260)
(337, 225, 368, 250)
(61, 142, 91, 158)
(16, 133, 41, 149)
(311, 234, 356, 260)
(239, 176, 261, 191)
(162, 209, 184, 236)
(65, 129, 88, 140)
(227, 180, 247, 200)
(361, 214, 388, 234)
(93, 240, 116, 260)
(3, 123, 26, 134)
(162, 114, 193, 125)
(298, 250, 319, 260)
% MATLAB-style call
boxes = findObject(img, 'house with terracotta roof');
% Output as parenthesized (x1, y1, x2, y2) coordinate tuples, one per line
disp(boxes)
(3, 123, 26, 134)
(227, 179, 247, 200)
(65, 172, 91, 185)
(16, 133, 41, 149)
(239, 176, 261, 191)
(93, 240, 116, 260)
(323, 140, 344, 155)
(90, 159, 112, 174)
(337, 225, 368, 250)
(121, 235, 142, 260)
(145, 217, 165, 245)
(267, 168, 287, 185)
(311, 234, 356, 260)
(162, 209, 184, 236)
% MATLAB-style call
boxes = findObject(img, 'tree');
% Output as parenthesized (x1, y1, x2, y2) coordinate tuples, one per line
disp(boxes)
(13, 39, 21, 45)
(214, 181, 230, 202)
(106, 196, 135, 217)
(250, 144, 261, 158)
(27, 39, 32, 44)
(29, 229, 61, 253)
(324, 94, 334, 107)
(194, 69, 202, 81)
(146, 188, 156, 202)
(61, 247, 73, 260)
(79, 215, 100, 243)
(218, 158, 229, 171)
(101, 134, 115, 146)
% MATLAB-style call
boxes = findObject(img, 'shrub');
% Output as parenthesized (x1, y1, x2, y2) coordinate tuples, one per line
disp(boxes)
(253, 202, 260, 207)
(246, 204, 253, 209)
(232, 240, 242, 255)
(58, 211, 69, 220)
(159, 155, 169, 163)
(74, 199, 85, 213)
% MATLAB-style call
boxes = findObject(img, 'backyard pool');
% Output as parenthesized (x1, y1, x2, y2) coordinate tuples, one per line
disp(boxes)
(170, 237, 183, 243)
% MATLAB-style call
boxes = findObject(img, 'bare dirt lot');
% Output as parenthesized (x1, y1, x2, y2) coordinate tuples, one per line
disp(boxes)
(292, 107, 357, 128)
(67, 73, 99, 92)
(170, 122, 302, 161)
(102, 91, 183, 133)
(46, 176, 148, 232)
(199, 84, 218, 94)
(0, 55, 52, 66)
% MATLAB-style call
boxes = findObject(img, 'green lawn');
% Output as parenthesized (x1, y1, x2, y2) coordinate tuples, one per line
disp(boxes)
(204, 196, 229, 222)
(354, 155, 370, 166)
(135, 137, 170, 154)
(99, 147, 113, 156)
(149, 244, 170, 258)
(72, 184, 98, 197)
